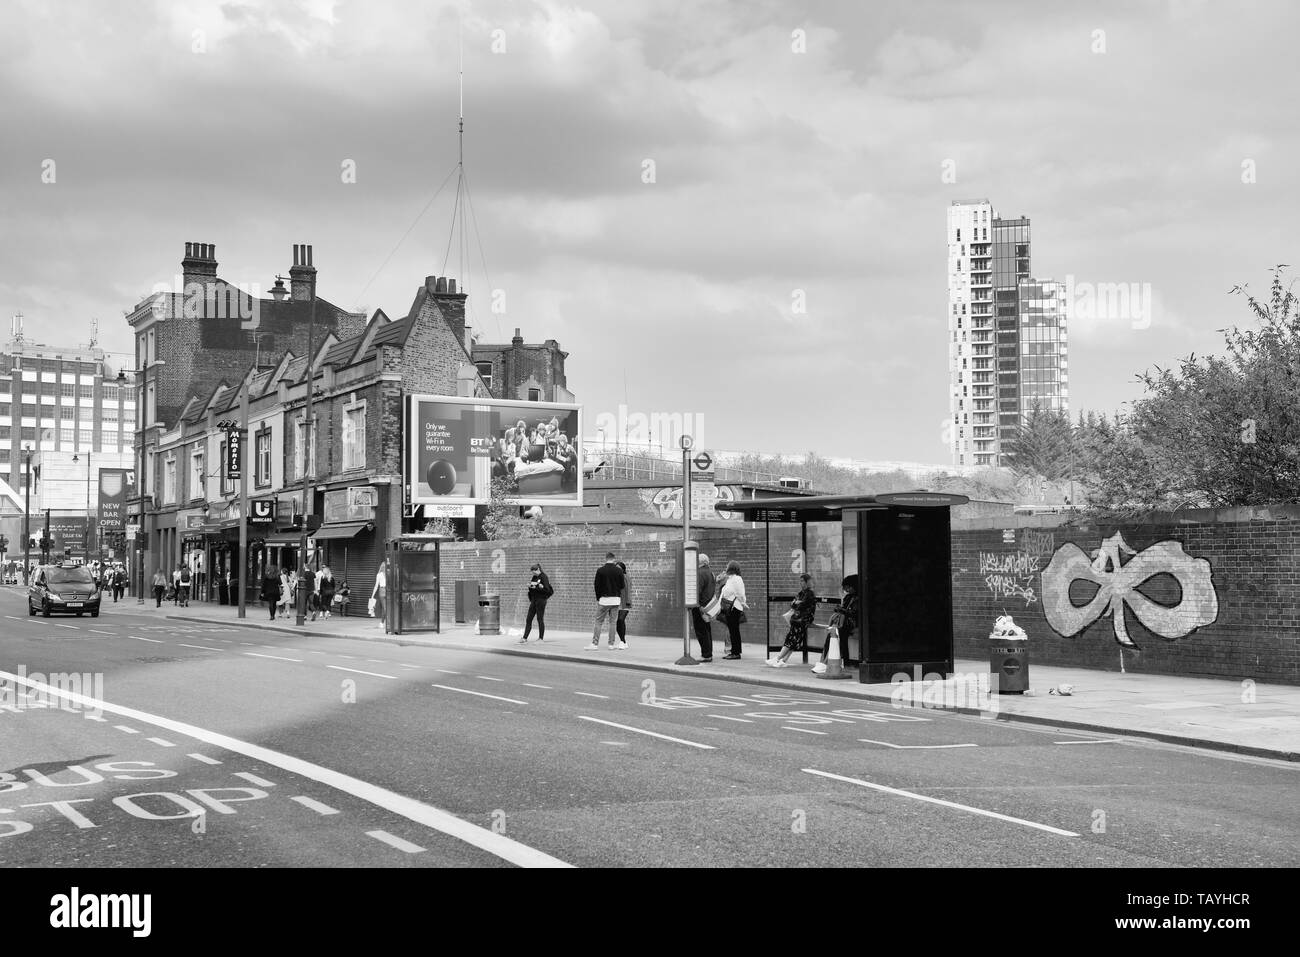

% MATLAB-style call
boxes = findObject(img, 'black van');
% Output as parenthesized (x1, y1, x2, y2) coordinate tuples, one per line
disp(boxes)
(28, 564, 102, 618)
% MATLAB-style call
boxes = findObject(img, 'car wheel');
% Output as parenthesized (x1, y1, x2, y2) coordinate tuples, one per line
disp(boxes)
(91, 610, 99, 618)
(42, 601, 51, 618)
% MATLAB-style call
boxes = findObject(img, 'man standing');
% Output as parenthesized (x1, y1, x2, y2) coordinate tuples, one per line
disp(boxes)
(692, 553, 716, 662)
(588, 552, 625, 650)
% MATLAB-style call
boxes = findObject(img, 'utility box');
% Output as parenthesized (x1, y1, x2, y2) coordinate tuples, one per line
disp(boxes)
(454, 579, 480, 623)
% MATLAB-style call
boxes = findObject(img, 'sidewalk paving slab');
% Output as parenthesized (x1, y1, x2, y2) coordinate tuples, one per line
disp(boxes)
(159, 601, 1300, 763)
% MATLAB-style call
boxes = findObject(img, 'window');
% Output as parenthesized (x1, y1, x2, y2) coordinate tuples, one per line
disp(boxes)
(0, 449, 9, 462)
(0, 403, 9, 417)
(475, 362, 493, 392)
(528, 388, 541, 402)
(294, 418, 316, 479)
(20, 403, 35, 418)
(342, 404, 365, 471)
(103, 384, 119, 402)
(59, 428, 73, 443)
(163, 456, 177, 504)
(255, 428, 272, 487)
(219, 439, 234, 495)
(103, 411, 118, 427)
(59, 406, 73, 420)
(190, 445, 205, 500)
(78, 429, 92, 449)
(38, 381, 54, 396)
(60, 383, 75, 398)
(20, 427, 34, 442)
(956, 228, 961, 241)
(78, 385, 93, 399)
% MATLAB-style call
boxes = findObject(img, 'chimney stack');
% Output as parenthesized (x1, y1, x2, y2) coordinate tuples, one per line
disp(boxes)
(289, 244, 316, 301)
(423, 275, 468, 347)
(181, 241, 218, 291)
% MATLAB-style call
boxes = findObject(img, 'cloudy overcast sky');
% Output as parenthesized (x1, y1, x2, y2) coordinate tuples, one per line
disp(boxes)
(2, 0, 1295, 464)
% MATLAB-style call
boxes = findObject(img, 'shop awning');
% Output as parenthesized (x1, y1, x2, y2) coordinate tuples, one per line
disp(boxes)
(312, 521, 374, 541)
(264, 531, 305, 545)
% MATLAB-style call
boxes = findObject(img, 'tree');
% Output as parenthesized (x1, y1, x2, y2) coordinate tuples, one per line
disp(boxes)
(1001, 405, 1079, 484)
(480, 475, 578, 540)
(1087, 266, 1300, 510)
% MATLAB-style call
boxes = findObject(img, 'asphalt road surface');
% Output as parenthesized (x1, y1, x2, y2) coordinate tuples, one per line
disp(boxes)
(2, 598, 1297, 867)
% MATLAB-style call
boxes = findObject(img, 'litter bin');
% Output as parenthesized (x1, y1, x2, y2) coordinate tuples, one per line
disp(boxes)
(989, 634, 1029, 694)
(478, 593, 501, 635)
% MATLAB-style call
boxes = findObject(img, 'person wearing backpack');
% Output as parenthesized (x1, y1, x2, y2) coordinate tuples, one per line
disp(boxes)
(178, 563, 192, 606)
(520, 562, 553, 643)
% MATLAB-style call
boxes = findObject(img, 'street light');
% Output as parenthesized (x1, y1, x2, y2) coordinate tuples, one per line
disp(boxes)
(21, 445, 33, 585)
(119, 359, 164, 600)
(72, 451, 91, 565)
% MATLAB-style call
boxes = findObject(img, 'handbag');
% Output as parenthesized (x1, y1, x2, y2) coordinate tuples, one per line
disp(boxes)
(700, 594, 723, 622)
(781, 608, 795, 625)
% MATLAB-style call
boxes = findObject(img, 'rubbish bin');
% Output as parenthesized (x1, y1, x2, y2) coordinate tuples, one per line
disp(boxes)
(478, 593, 501, 635)
(989, 634, 1029, 694)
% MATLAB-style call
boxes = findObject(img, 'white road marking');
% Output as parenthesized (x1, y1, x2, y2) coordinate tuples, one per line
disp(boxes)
(4, 615, 23, 620)
(708, 714, 753, 723)
(802, 768, 1080, 837)
(245, 652, 304, 663)
(130, 635, 163, 643)
(577, 716, 715, 750)
(432, 684, 528, 705)
(188, 753, 222, 765)
(89, 629, 117, 635)
(367, 830, 426, 854)
(328, 665, 398, 680)
(233, 771, 276, 787)
(784, 727, 828, 735)
(146, 737, 176, 748)
(179, 643, 219, 651)
(51, 623, 79, 630)
(335, 655, 357, 660)
(114, 725, 140, 734)
(523, 683, 552, 690)
(574, 692, 610, 699)
(399, 665, 420, 670)
(0, 666, 572, 869)
(365, 659, 387, 664)
(292, 796, 339, 816)
(433, 669, 460, 675)
(83, 714, 106, 722)
(477, 676, 505, 682)
(858, 739, 978, 750)
(601, 741, 630, 746)
(1054, 739, 1121, 745)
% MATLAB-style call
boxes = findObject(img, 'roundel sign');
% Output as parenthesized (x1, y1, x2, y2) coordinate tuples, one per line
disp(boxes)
(692, 451, 714, 473)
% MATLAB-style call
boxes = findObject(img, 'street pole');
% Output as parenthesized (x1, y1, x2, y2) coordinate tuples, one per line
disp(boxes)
(85, 451, 90, 564)
(676, 435, 698, 666)
(238, 379, 249, 619)
(296, 258, 317, 627)
(22, 447, 31, 585)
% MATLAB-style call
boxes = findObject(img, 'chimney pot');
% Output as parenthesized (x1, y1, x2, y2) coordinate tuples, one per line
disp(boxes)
(448, 279, 457, 294)
(514, 327, 521, 338)
(436, 277, 448, 293)
(209, 244, 215, 260)
(307, 245, 313, 266)
(185, 242, 193, 258)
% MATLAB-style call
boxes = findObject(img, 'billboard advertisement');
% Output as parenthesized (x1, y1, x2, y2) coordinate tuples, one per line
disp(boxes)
(97, 468, 135, 534)
(407, 395, 582, 506)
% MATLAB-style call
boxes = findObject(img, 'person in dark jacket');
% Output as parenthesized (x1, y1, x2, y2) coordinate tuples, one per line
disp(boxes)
(768, 574, 817, 668)
(521, 562, 553, 643)
(260, 566, 282, 621)
(589, 552, 625, 649)
(692, 554, 716, 661)
(814, 574, 859, 674)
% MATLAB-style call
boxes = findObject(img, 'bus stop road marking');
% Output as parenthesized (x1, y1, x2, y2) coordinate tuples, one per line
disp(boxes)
(233, 772, 276, 787)
(367, 830, 426, 854)
(431, 684, 528, 706)
(292, 796, 339, 816)
(802, 768, 1080, 837)
(146, 737, 176, 748)
(189, 753, 222, 765)
(708, 714, 753, 723)
(577, 716, 715, 750)
(328, 665, 398, 680)
(0, 666, 573, 869)
(858, 739, 978, 749)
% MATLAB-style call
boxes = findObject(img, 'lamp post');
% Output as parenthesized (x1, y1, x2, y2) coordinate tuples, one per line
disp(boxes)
(22, 445, 33, 586)
(119, 359, 164, 601)
(73, 451, 91, 564)
(296, 265, 317, 627)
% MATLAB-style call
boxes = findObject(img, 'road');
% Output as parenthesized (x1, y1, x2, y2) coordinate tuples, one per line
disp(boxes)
(2, 597, 1297, 868)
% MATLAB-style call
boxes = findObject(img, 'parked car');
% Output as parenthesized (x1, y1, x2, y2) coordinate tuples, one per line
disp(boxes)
(28, 563, 101, 618)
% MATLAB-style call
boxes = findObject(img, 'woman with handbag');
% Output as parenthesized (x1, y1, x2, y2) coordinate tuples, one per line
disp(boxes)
(520, 562, 553, 642)
(814, 575, 859, 674)
(369, 563, 387, 629)
(767, 574, 817, 668)
(719, 561, 748, 660)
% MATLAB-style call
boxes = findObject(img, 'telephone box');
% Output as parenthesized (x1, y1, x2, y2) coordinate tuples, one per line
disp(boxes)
(384, 534, 450, 634)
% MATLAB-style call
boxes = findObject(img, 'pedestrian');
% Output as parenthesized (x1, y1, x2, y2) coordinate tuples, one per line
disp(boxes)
(318, 566, 335, 620)
(588, 551, 625, 650)
(719, 561, 748, 659)
(767, 574, 817, 668)
(615, 560, 632, 649)
(814, 574, 859, 674)
(178, 562, 192, 607)
(302, 565, 319, 620)
(369, 563, 387, 629)
(261, 565, 282, 620)
(691, 553, 716, 662)
(151, 568, 168, 607)
(337, 581, 351, 616)
(278, 567, 293, 619)
(111, 565, 125, 602)
(171, 564, 182, 605)
(520, 562, 553, 643)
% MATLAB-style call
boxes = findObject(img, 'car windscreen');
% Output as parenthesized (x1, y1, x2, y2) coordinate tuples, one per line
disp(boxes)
(46, 568, 94, 585)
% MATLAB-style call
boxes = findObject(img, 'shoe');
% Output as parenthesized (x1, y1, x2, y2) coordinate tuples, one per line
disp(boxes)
(518, 637, 529, 644)
(700, 657, 712, 663)
(586, 642, 599, 650)
(723, 653, 741, 660)
(771, 660, 789, 668)
(617, 641, 627, 649)
(812, 663, 827, 674)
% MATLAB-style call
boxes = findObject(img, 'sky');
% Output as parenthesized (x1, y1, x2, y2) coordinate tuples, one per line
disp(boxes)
(1, 0, 1296, 465)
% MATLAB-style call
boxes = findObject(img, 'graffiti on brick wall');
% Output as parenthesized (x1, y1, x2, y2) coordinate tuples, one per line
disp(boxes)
(977, 529, 1055, 606)
(641, 485, 741, 521)
(1040, 532, 1219, 649)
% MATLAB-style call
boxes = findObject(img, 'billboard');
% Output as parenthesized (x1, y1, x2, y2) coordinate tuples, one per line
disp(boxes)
(407, 395, 582, 506)
(97, 468, 135, 534)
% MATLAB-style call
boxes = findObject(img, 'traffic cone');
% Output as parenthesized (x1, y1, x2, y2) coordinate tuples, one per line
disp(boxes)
(817, 626, 854, 680)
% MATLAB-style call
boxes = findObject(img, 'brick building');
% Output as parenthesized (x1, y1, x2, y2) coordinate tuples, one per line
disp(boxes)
(471, 327, 572, 403)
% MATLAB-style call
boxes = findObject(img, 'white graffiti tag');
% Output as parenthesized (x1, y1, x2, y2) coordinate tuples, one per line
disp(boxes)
(1040, 532, 1219, 649)
(978, 551, 1040, 605)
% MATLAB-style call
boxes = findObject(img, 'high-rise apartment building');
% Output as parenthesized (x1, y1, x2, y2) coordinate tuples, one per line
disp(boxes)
(947, 200, 1066, 466)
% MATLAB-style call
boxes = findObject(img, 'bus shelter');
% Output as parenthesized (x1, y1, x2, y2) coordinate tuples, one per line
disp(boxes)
(715, 492, 968, 683)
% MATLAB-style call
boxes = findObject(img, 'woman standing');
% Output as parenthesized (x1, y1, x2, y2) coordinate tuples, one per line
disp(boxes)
(520, 562, 553, 643)
(318, 566, 336, 620)
(261, 566, 282, 621)
(614, 560, 632, 649)
(152, 568, 169, 608)
(719, 561, 748, 660)
(370, 563, 387, 630)
(767, 574, 817, 668)
(278, 568, 293, 619)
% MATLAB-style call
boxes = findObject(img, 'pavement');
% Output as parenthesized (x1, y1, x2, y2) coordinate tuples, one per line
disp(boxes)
(153, 597, 1300, 763)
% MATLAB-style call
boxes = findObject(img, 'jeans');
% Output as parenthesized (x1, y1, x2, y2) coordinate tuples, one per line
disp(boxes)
(724, 608, 744, 657)
(154, 585, 165, 607)
(616, 609, 629, 641)
(691, 609, 713, 659)
(593, 603, 619, 644)
(524, 599, 547, 640)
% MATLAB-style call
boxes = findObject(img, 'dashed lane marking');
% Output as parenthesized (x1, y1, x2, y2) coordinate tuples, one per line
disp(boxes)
(245, 652, 304, 663)
(292, 796, 339, 816)
(784, 727, 828, 735)
(477, 676, 504, 682)
(802, 768, 1080, 837)
(523, 683, 552, 690)
(146, 737, 176, 748)
(433, 669, 460, 675)
(366, 659, 388, 664)
(130, 635, 164, 643)
(327, 665, 398, 680)
(179, 643, 220, 651)
(1054, 739, 1121, 745)
(858, 739, 978, 750)
(114, 725, 140, 734)
(432, 684, 528, 706)
(84, 714, 106, 722)
(367, 830, 426, 854)
(335, 655, 357, 660)
(577, 716, 715, 750)
(0, 667, 572, 868)
(708, 714, 753, 723)
(188, 753, 222, 765)
(51, 623, 80, 630)
(89, 629, 116, 635)
(233, 771, 276, 787)
(574, 692, 610, 699)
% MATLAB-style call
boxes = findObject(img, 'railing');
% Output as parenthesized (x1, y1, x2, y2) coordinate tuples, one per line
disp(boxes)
(582, 443, 795, 487)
